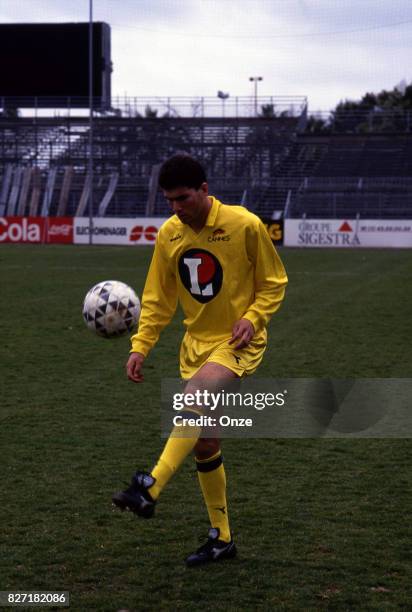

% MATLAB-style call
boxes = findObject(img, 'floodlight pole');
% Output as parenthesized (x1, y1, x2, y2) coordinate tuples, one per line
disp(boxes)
(217, 91, 230, 118)
(249, 76, 263, 117)
(88, 0, 94, 245)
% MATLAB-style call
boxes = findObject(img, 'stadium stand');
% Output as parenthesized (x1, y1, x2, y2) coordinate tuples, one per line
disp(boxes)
(0, 101, 304, 217)
(0, 99, 411, 220)
(285, 134, 412, 218)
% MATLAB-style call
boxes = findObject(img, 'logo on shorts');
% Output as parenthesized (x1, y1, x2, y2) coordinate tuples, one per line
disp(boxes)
(178, 248, 223, 303)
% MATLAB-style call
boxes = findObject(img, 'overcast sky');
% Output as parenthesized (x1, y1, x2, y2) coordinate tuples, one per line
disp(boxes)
(2, 0, 412, 111)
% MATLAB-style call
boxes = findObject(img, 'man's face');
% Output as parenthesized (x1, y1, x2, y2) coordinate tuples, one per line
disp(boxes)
(163, 183, 209, 225)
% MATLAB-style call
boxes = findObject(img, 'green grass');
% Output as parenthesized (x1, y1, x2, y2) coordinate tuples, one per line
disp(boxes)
(0, 245, 411, 611)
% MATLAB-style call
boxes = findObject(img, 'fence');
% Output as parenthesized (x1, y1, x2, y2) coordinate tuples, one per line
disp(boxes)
(0, 95, 308, 119)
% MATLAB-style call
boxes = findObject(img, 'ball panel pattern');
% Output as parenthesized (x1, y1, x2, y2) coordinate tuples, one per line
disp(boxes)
(82, 280, 140, 338)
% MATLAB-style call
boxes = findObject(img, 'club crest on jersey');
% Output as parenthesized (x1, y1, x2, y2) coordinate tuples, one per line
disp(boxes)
(178, 248, 223, 303)
(208, 228, 230, 242)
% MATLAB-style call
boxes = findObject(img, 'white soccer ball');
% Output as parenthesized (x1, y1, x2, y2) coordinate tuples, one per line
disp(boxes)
(82, 280, 141, 338)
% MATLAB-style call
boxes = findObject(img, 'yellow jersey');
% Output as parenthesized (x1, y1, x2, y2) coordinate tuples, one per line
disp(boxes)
(130, 196, 288, 356)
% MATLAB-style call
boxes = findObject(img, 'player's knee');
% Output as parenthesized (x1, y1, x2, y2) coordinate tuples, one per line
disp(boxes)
(194, 437, 220, 460)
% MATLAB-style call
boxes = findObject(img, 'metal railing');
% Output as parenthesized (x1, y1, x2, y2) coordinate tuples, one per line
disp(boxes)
(287, 177, 412, 219)
(0, 95, 308, 119)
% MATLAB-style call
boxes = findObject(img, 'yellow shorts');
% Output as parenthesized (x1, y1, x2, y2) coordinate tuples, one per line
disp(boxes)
(179, 329, 267, 379)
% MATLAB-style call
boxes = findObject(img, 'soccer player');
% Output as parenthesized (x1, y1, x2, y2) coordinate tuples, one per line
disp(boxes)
(112, 154, 288, 566)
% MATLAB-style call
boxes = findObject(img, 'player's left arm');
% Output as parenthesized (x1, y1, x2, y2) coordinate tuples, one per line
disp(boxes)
(242, 218, 288, 334)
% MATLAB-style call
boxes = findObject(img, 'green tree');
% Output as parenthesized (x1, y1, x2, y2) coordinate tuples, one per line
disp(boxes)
(259, 103, 276, 118)
(144, 105, 158, 119)
(326, 81, 412, 133)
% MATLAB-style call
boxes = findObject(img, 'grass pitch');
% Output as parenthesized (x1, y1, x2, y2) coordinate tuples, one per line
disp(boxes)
(0, 245, 411, 611)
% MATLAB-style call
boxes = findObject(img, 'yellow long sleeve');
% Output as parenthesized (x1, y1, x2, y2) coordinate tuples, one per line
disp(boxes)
(130, 233, 178, 356)
(243, 219, 288, 333)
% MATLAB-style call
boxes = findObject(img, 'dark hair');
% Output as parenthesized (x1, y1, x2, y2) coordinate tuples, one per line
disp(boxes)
(158, 154, 207, 190)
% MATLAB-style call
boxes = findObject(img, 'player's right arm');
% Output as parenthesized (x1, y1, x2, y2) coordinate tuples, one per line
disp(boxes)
(128, 230, 178, 380)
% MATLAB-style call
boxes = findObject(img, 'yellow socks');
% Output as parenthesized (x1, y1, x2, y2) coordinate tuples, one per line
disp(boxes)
(196, 451, 231, 543)
(149, 418, 202, 500)
(144, 410, 231, 547)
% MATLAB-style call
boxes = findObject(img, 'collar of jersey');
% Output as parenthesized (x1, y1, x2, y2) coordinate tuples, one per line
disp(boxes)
(174, 195, 220, 229)
(204, 196, 220, 227)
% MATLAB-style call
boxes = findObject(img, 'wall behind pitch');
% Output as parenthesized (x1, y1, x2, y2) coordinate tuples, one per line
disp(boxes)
(13, 215, 412, 248)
